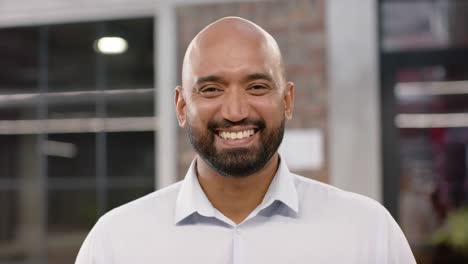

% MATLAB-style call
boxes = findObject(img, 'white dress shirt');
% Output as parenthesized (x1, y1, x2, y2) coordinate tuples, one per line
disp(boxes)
(75, 158, 416, 264)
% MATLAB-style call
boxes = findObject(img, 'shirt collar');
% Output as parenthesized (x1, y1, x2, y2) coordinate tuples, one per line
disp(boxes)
(257, 157, 299, 215)
(174, 159, 214, 224)
(174, 156, 299, 225)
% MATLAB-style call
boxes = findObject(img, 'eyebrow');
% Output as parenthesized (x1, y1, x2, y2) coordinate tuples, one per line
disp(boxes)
(194, 75, 228, 87)
(193, 72, 275, 89)
(243, 73, 274, 83)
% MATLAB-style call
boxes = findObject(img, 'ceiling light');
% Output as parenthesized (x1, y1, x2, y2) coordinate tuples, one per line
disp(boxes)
(95, 36, 128, 55)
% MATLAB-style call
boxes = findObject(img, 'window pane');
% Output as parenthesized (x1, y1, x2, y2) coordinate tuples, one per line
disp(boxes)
(0, 135, 39, 181)
(47, 23, 98, 121)
(0, 27, 39, 122)
(107, 188, 153, 211)
(105, 18, 154, 90)
(382, 1, 468, 51)
(0, 16, 156, 264)
(105, 18, 155, 118)
(0, 105, 38, 121)
(106, 88, 154, 118)
(0, 136, 21, 180)
(394, 65, 468, 261)
(107, 132, 154, 180)
(0, 188, 44, 263)
(48, 23, 96, 92)
(48, 101, 96, 120)
(47, 133, 96, 179)
(0, 27, 39, 94)
(47, 190, 97, 264)
(0, 190, 22, 262)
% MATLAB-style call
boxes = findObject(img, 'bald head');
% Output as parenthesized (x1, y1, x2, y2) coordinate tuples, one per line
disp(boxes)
(175, 17, 295, 178)
(181, 17, 286, 92)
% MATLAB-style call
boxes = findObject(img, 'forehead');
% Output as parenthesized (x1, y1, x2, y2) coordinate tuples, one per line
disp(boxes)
(182, 27, 284, 88)
(191, 36, 274, 78)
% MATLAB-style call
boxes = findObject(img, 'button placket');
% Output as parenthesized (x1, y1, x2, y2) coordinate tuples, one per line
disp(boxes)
(232, 227, 241, 264)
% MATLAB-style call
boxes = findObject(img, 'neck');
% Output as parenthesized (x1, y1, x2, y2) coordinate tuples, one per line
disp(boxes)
(196, 153, 280, 224)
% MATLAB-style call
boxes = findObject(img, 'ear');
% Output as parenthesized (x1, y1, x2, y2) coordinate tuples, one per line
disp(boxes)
(175, 86, 187, 127)
(284, 82, 295, 120)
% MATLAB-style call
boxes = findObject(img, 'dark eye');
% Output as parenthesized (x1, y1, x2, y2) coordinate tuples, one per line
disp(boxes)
(197, 85, 223, 98)
(247, 84, 270, 95)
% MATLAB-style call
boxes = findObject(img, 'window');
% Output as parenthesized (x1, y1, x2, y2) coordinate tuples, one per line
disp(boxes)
(0, 17, 155, 264)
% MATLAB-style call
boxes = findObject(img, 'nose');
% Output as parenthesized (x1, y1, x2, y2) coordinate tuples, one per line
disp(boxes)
(220, 88, 250, 122)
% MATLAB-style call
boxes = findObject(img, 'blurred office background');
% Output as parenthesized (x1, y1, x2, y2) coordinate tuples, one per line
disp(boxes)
(0, 0, 467, 263)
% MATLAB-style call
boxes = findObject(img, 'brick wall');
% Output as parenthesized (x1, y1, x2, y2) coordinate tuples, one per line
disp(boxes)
(176, 0, 328, 182)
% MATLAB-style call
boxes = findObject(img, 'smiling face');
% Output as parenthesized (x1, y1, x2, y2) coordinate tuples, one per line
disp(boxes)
(175, 17, 294, 177)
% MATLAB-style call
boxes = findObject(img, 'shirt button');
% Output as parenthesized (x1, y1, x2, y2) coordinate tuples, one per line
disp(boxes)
(235, 228, 241, 235)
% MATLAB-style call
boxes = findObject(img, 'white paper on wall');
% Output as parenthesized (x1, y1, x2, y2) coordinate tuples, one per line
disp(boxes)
(279, 129, 323, 171)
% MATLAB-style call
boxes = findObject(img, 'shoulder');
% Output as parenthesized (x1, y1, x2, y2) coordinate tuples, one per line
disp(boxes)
(292, 174, 416, 262)
(292, 173, 388, 219)
(292, 173, 399, 241)
(76, 181, 184, 262)
(98, 181, 183, 228)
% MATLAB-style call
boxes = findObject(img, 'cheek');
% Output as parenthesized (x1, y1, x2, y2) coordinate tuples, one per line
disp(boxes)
(249, 96, 285, 120)
(187, 99, 221, 125)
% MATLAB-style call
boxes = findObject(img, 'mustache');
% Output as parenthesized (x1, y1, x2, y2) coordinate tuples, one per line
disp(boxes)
(207, 118, 266, 131)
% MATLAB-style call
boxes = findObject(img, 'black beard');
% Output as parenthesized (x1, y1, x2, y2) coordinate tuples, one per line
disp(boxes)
(187, 117, 285, 177)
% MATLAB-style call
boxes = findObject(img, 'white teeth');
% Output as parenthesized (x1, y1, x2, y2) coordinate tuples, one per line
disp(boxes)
(219, 129, 255, 140)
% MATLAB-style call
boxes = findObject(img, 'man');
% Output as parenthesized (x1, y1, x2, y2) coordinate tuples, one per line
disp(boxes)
(76, 17, 416, 263)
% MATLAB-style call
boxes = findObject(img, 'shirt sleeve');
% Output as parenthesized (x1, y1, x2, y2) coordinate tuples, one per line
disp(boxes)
(382, 209, 417, 264)
(75, 217, 114, 264)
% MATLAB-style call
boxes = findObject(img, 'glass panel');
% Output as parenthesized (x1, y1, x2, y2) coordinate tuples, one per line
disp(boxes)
(0, 17, 156, 264)
(0, 136, 20, 180)
(106, 88, 154, 118)
(395, 65, 468, 262)
(105, 18, 154, 90)
(395, 65, 468, 114)
(47, 99, 96, 121)
(0, 27, 39, 122)
(0, 188, 44, 263)
(105, 18, 154, 118)
(47, 23, 97, 122)
(47, 133, 96, 179)
(0, 27, 39, 94)
(0, 190, 22, 262)
(48, 23, 96, 92)
(0, 105, 38, 121)
(47, 190, 97, 264)
(107, 188, 153, 211)
(106, 132, 154, 181)
(0, 135, 39, 180)
(382, 0, 468, 51)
